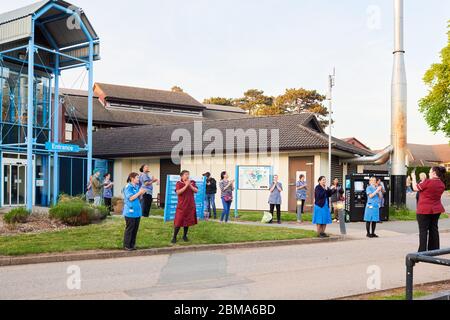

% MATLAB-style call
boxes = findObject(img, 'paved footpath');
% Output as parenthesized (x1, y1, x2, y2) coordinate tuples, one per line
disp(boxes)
(1, 220, 450, 300)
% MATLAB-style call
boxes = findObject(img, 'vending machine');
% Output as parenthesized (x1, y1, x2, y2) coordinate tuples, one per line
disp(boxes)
(345, 174, 390, 222)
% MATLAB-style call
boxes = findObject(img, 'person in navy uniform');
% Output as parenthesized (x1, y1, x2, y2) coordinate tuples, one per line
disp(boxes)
(123, 172, 147, 251)
(313, 176, 336, 238)
(364, 177, 383, 238)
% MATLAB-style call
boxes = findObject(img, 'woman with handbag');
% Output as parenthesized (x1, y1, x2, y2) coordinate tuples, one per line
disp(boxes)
(219, 171, 234, 223)
(330, 178, 344, 223)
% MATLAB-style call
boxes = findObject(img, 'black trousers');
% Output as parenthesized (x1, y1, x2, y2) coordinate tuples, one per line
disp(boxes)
(300, 200, 306, 214)
(417, 214, 441, 252)
(104, 197, 112, 213)
(270, 204, 281, 222)
(141, 194, 153, 218)
(124, 217, 141, 249)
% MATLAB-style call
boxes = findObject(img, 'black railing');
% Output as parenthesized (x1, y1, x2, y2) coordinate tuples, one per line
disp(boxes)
(406, 248, 450, 300)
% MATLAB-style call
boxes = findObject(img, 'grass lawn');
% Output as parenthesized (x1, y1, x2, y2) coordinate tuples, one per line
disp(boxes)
(389, 207, 449, 221)
(152, 207, 312, 222)
(372, 291, 429, 300)
(152, 205, 449, 223)
(0, 217, 317, 257)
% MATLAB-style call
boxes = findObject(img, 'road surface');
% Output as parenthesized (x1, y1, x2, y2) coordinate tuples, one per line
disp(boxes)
(1, 220, 450, 300)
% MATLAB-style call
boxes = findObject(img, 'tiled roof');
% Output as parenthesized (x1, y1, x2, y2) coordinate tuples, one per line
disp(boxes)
(95, 83, 205, 109)
(407, 144, 450, 166)
(63, 94, 202, 126)
(62, 92, 251, 125)
(89, 113, 373, 158)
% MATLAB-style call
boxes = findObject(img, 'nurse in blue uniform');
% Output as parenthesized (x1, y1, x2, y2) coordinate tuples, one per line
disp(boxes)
(364, 177, 383, 238)
(123, 172, 146, 251)
(313, 176, 336, 238)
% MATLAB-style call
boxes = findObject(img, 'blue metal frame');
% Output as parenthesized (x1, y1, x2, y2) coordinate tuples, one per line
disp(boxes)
(0, 1, 98, 210)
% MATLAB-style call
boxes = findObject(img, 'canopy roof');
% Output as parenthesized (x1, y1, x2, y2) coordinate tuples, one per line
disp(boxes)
(0, 0, 98, 48)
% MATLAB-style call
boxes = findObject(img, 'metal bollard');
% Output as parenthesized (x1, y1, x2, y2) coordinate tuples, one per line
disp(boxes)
(338, 209, 347, 235)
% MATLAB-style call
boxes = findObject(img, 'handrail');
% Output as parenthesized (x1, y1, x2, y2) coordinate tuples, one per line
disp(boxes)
(405, 248, 450, 300)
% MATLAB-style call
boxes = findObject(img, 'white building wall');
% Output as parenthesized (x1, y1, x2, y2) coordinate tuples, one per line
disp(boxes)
(112, 151, 336, 212)
(113, 158, 161, 197)
(182, 153, 289, 212)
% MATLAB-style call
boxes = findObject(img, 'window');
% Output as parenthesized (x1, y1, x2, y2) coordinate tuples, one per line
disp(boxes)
(65, 123, 73, 141)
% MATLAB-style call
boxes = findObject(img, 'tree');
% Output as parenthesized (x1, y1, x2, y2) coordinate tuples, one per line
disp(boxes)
(419, 22, 450, 139)
(171, 86, 184, 93)
(203, 97, 234, 106)
(274, 88, 328, 125)
(233, 89, 274, 116)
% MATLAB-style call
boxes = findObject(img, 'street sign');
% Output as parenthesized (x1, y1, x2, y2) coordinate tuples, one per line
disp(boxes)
(45, 142, 80, 153)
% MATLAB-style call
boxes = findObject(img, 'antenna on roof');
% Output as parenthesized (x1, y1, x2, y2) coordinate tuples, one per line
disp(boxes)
(328, 68, 336, 188)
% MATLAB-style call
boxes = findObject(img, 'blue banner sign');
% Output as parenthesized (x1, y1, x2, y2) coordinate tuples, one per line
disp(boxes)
(94, 160, 109, 176)
(164, 175, 206, 222)
(45, 142, 80, 153)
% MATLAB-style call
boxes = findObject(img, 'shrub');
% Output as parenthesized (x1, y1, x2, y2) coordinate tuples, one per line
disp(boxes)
(49, 196, 109, 226)
(88, 205, 109, 221)
(3, 207, 30, 224)
(50, 198, 90, 226)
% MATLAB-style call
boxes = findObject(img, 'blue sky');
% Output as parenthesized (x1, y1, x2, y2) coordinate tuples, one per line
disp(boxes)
(2, 0, 449, 149)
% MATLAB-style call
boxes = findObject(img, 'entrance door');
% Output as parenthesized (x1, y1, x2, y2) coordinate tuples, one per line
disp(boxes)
(288, 157, 314, 212)
(159, 159, 181, 207)
(3, 164, 27, 206)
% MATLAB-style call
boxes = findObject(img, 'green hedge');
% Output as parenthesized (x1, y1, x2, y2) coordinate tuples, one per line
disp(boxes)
(3, 208, 30, 225)
(50, 197, 108, 226)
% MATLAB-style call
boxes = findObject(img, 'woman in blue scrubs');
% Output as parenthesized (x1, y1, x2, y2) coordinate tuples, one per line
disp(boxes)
(123, 172, 146, 251)
(313, 176, 336, 238)
(365, 177, 383, 238)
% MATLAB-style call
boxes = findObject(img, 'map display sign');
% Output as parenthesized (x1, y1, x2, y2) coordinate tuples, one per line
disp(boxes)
(237, 166, 272, 190)
(164, 175, 206, 222)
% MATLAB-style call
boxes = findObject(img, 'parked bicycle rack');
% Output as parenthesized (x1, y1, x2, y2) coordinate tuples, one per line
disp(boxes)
(406, 248, 450, 300)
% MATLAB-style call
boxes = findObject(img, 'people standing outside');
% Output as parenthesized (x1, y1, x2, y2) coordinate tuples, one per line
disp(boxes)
(91, 170, 102, 206)
(139, 164, 159, 218)
(103, 173, 114, 213)
(268, 175, 283, 224)
(219, 171, 234, 223)
(365, 177, 383, 238)
(296, 174, 307, 223)
(123, 172, 147, 251)
(415, 172, 428, 204)
(86, 176, 94, 204)
(330, 178, 344, 223)
(406, 176, 413, 193)
(203, 172, 217, 220)
(313, 176, 336, 238)
(412, 167, 446, 252)
(172, 170, 198, 244)
(376, 178, 386, 209)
